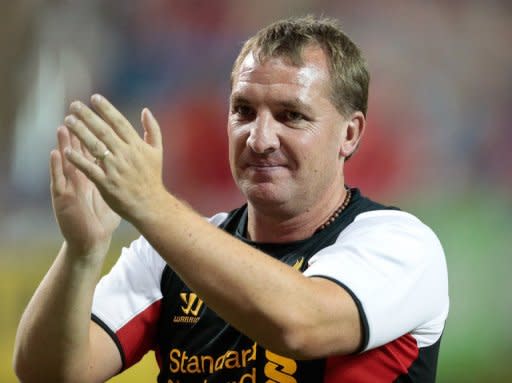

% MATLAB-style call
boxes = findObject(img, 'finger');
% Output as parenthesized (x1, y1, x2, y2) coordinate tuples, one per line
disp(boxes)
(69, 100, 122, 151)
(57, 125, 70, 156)
(70, 129, 82, 152)
(70, 132, 90, 177)
(50, 149, 66, 195)
(69, 123, 113, 173)
(90, 94, 137, 144)
(141, 108, 162, 149)
(65, 114, 109, 159)
(64, 147, 106, 186)
(81, 140, 95, 163)
(57, 126, 75, 177)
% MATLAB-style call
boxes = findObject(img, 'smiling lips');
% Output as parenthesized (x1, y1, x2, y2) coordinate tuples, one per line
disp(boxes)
(245, 160, 288, 170)
(250, 163, 283, 168)
(239, 152, 290, 175)
(244, 164, 288, 182)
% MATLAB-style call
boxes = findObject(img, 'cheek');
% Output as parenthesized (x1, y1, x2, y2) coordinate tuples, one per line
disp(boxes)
(301, 137, 340, 175)
(227, 125, 240, 148)
(227, 129, 246, 166)
(227, 139, 239, 170)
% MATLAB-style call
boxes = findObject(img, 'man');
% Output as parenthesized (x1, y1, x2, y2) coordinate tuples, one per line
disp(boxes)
(14, 16, 449, 382)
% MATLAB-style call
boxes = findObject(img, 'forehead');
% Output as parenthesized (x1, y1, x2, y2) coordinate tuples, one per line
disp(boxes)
(231, 46, 331, 100)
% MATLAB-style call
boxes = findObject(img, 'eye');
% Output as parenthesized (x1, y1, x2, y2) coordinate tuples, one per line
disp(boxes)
(232, 105, 254, 120)
(283, 110, 305, 122)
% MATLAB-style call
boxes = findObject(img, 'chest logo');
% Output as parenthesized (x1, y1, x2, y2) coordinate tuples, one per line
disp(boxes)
(173, 292, 204, 324)
(180, 292, 204, 316)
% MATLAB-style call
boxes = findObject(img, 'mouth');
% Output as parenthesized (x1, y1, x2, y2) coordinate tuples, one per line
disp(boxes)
(239, 152, 290, 174)
(249, 163, 283, 168)
(246, 163, 287, 171)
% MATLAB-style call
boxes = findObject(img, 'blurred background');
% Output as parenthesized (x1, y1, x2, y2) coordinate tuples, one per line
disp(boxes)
(1, 0, 510, 381)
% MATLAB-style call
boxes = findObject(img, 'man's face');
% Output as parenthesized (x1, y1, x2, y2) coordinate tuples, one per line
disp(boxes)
(228, 46, 349, 214)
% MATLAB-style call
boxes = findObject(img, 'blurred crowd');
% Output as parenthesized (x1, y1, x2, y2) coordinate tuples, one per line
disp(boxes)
(1, 0, 511, 218)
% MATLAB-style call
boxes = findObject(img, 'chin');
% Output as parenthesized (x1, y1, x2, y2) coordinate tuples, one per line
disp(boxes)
(241, 182, 290, 207)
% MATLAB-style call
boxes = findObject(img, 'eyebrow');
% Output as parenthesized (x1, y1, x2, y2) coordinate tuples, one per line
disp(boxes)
(230, 93, 250, 105)
(230, 93, 314, 115)
(278, 98, 314, 115)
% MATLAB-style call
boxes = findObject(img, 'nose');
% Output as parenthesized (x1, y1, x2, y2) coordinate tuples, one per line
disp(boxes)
(246, 112, 280, 154)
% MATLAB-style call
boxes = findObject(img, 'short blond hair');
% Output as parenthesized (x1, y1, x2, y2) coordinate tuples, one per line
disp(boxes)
(231, 15, 369, 117)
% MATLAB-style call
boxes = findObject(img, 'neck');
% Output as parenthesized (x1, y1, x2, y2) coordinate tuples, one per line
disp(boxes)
(246, 184, 348, 243)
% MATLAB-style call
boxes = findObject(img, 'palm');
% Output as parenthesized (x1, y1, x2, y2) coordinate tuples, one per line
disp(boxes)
(55, 170, 119, 247)
(51, 128, 120, 255)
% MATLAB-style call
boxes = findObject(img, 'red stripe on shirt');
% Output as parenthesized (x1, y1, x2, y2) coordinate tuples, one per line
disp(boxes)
(116, 299, 162, 368)
(324, 334, 419, 382)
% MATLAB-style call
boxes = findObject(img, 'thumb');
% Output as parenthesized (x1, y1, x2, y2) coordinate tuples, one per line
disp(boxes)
(141, 108, 162, 149)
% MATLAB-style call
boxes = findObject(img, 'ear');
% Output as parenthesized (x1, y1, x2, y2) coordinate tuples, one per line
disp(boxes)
(340, 111, 366, 158)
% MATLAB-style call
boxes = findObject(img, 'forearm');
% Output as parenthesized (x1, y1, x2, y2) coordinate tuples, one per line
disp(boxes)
(14, 242, 107, 382)
(132, 193, 341, 358)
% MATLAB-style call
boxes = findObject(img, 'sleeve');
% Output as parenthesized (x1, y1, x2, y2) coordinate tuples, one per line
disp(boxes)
(303, 210, 449, 351)
(91, 235, 167, 370)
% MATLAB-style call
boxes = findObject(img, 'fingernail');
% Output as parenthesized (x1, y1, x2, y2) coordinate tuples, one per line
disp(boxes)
(64, 115, 77, 126)
(70, 101, 82, 113)
(64, 147, 72, 157)
(92, 94, 102, 104)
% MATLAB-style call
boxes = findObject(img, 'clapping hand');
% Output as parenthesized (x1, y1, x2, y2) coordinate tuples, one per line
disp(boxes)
(50, 125, 121, 256)
(61, 94, 166, 227)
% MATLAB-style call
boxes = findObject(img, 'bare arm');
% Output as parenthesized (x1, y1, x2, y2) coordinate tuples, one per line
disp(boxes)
(13, 127, 122, 382)
(136, 195, 362, 359)
(62, 95, 362, 360)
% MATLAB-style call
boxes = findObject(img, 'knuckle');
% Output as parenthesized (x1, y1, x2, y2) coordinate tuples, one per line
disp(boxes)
(75, 120, 87, 135)
(105, 173, 119, 189)
(93, 140, 101, 152)
(80, 106, 92, 119)
(113, 115, 126, 128)
(96, 128, 108, 140)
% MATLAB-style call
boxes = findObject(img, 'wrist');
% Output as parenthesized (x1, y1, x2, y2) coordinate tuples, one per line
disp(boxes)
(129, 186, 173, 228)
(62, 239, 111, 265)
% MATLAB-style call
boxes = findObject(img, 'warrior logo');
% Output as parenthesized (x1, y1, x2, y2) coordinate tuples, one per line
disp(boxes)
(180, 292, 204, 316)
(173, 292, 204, 324)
